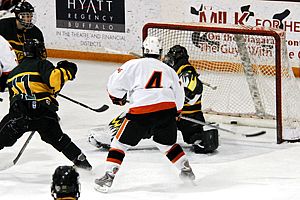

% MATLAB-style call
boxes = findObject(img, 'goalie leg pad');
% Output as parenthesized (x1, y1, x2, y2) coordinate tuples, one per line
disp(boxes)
(193, 129, 219, 154)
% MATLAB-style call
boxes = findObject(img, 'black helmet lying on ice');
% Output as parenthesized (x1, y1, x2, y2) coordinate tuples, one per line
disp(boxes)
(13, 1, 36, 29)
(51, 166, 80, 200)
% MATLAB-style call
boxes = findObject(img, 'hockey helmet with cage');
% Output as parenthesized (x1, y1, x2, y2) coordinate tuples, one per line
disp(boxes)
(23, 39, 47, 59)
(51, 166, 80, 199)
(163, 45, 189, 67)
(13, 1, 36, 29)
(142, 36, 163, 58)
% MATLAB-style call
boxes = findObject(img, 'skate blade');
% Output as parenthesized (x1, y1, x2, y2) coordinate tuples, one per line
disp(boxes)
(94, 184, 110, 193)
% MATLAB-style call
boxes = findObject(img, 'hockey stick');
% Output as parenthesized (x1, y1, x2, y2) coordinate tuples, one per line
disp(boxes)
(0, 131, 35, 171)
(88, 134, 193, 151)
(202, 81, 217, 90)
(58, 93, 109, 113)
(180, 116, 266, 137)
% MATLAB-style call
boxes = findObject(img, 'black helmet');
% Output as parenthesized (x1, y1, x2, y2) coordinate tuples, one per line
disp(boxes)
(13, 1, 35, 29)
(51, 166, 80, 199)
(23, 39, 47, 59)
(163, 45, 189, 67)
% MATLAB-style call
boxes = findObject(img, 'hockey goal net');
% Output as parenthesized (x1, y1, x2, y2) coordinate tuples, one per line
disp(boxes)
(142, 22, 300, 143)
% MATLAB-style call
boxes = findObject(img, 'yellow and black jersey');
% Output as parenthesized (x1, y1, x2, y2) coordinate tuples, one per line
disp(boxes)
(0, 17, 44, 62)
(7, 58, 73, 111)
(176, 64, 203, 114)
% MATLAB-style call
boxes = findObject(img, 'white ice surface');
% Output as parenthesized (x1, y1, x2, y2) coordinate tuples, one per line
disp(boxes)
(1, 58, 300, 200)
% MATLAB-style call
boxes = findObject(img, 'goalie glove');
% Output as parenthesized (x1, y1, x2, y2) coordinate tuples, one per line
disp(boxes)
(179, 70, 203, 105)
(56, 60, 77, 80)
(109, 93, 127, 106)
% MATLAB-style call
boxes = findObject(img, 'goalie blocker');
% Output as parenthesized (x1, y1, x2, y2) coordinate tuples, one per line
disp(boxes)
(89, 112, 219, 154)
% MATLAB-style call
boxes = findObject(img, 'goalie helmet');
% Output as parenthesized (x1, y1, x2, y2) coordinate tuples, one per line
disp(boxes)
(23, 39, 47, 59)
(163, 45, 189, 68)
(51, 166, 80, 199)
(13, 1, 36, 29)
(142, 36, 162, 58)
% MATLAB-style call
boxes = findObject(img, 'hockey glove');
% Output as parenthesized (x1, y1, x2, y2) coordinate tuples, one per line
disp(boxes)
(0, 73, 9, 92)
(56, 60, 77, 80)
(109, 93, 127, 106)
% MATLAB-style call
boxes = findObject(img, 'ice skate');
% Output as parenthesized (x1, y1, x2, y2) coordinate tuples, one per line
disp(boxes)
(73, 153, 92, 171)
(94, 172, 115, 193)
(179, 160, 195, 182)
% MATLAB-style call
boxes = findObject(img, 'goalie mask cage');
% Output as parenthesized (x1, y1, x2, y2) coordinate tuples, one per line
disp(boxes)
(142, 22, 300, 144)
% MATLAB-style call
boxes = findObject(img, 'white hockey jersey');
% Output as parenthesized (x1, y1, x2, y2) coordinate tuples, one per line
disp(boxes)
(0, 35, 17, 76)
(107, 57, 185, 114)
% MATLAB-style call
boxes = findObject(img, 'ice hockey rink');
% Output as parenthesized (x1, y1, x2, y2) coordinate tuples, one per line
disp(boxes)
(1, 58, 300, 200)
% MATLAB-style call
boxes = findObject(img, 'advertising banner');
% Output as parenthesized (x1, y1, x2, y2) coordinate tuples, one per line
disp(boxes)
(55, 0, 125, 32)
(185, 0, 299, 67)
(30, 0, 299, 67)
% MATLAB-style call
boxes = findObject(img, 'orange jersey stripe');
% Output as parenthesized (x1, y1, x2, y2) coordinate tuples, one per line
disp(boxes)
(109, 148, 125, 155)
(115, 118, 128, 139)
(171, 152, 185, 163)
(106, 158, 123, 165)
(129, 102, 176, 114)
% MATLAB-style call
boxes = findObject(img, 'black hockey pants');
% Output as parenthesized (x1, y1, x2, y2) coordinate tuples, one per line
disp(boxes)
(0, 100, 82, 161)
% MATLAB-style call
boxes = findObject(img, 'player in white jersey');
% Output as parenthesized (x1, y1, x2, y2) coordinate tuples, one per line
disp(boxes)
(0, 35, 18, 92)
(94, 36, 195, 193)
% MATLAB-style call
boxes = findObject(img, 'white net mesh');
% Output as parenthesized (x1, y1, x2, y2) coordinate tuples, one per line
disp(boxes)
(143, 22, 300, 143)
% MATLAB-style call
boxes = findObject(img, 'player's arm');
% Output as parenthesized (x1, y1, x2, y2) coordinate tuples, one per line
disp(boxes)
(107, 64, 130, 106)
(41, 60, 77, 94)
(179, 70, 203, 105)
(0, 36, 18, 92)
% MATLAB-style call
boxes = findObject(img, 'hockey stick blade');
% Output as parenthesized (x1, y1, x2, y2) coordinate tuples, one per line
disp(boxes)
(92, 104, 109, 112)
(58, 94, 109, 113)
(180, 116, 266, 138)
(243, 131, 266, 137)
(0, 131, 35, 171)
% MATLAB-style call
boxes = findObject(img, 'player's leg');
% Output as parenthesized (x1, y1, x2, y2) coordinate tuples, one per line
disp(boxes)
(179, 112, 219, 153)
(95, 118, 149, 192)
(0, 113, 28, 150)
(0, 101, 32, 150)
(34, 110, 92, 170)
(88, 112, 126, 149)
(152, 113, 195, 181)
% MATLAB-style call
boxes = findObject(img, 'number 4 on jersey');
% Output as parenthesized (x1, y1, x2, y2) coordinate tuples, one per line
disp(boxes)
(145, 71, 162, 88)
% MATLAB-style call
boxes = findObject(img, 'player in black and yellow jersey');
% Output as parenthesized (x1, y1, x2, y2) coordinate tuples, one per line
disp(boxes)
(0, 1, 44, 62)
(164, 45, 219, 153)
(0, 39, 92, 170)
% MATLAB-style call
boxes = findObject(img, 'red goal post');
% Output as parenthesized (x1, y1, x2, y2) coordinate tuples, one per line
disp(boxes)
(142, 22, 300, 143)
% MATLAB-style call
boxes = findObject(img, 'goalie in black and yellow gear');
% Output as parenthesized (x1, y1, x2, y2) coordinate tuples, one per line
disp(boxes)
(88, 45, 218, 154)
(165, 45, 218, 153)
